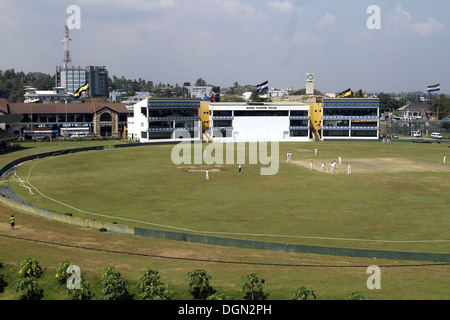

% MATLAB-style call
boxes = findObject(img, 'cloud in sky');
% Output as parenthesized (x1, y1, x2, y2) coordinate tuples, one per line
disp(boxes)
(0, 1, 448, 93)
(317, 13, 337, 28)
(269, 0, 303, 13)
(386, 4, 445, 37)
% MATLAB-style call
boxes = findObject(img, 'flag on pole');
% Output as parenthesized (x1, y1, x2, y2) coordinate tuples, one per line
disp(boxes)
(256, 81, 269, 92)
(338, 88, 352, 98)
(74, 82, 89, 98)
(427, 84, 440, 92)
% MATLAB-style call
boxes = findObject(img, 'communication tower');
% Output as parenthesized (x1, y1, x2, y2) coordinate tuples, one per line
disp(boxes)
(62, 24, 72, 70)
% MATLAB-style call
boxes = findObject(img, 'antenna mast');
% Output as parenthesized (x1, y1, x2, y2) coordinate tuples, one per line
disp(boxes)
(62, 24, 72, 70)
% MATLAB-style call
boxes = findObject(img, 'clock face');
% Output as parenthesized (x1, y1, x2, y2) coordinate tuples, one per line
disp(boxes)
(307, 74, 314, 81)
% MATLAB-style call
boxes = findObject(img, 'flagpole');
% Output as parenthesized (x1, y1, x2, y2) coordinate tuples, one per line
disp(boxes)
(427, 84, 440, 120)
(437, 94, 440, 120)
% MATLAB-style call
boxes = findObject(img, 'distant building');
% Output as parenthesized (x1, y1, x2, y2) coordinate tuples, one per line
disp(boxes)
(268, 87, 292, 99)
(0, 99, 129, 139)
(0, 99, 21, 149)
(183, 85, 220, 102)
(121, 92, 152, 110)
(397, 101, 433, 120)
(55, 65, 109, 97)
(109, 90, 126, 103)
(24, 86, 77, 104)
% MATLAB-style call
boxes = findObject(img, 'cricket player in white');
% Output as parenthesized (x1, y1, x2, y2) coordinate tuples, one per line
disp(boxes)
(206, 169, 210, 180)
(310, 160, 313, 171)
(321, 163, 325, 171)
(347, 164, 351, 175)
(315, 148, 318, 156)
(339, 155, 342, 165)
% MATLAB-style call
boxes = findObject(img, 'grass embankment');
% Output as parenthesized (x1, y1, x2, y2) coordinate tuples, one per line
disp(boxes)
(1, 205, 449, 300)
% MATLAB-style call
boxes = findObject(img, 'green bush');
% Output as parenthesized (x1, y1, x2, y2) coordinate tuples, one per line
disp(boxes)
(18, 257, 43, 278)
(67, 276, 93, 300)
(100, 266, 131, 300)
(0, 273, 7, 293)
(347, 292, 365, 300)
(138, 269, 173, 300)
(54, 261, 71, 285)
(14, 277, 43, 300)
(239, 273, 268, 300)
(187, 269, 216, 300)
(291, 287, 317, 300)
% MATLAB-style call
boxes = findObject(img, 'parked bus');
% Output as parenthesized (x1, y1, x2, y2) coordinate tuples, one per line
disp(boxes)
(60, 127, 91, 139)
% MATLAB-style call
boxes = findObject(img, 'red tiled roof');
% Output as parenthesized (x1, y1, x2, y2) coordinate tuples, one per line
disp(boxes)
(6, 102, 128, 114)
(0, 98, 8, 114)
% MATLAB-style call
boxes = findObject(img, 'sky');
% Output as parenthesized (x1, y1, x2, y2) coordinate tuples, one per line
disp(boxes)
(0, 0, 448, 94)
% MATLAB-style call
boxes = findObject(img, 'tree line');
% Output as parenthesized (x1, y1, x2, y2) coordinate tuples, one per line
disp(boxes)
(0, 258, 365, 300)
(1, 68, 448, 118)
(0, 69, 55, 102)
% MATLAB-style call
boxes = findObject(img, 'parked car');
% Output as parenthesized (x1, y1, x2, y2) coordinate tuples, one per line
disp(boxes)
(411, 131, 422, 138)
(431, 132, 443, 139)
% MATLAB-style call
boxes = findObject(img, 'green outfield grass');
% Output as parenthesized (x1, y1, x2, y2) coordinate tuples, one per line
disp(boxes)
(1, 140, 450, 301)
(5, 140, 450, 254)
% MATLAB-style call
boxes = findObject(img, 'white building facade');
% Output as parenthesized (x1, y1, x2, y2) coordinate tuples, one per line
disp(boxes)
(209, 102, 311, 142)
(24, 87, 77, 104)
(128, 98, 202, 143)
(321, 98, 379, 140)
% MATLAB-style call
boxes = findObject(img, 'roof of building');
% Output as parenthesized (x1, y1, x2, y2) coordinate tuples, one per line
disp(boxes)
(323, 97, 379, 102)
(398, 101, 431, 111)
(1, 101, 129, 115)
(0, 99, 7, 113)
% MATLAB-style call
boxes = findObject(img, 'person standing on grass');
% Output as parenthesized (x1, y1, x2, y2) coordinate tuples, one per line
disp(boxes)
(310, 160, 313, 171)
(339, 155, 342, 165)
(321, 163, 325, 172)
(444, 155, 447, 164)
(206, 169, 210, 180)
(10, 215, 15, 230)
(347, 164, 352, 175)
(239, 164, 242, 174)
(315, 148, 318, 156)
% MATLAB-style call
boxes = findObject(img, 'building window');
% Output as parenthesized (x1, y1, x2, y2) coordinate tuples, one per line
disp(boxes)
(234, 110, 289, 117)
(213, 120, 233, 127)
(213, 110, 232, 117)
(290, 130, 308, 137)
(323, 130, 349, 137)
(290, 119, 308, 127)
(290, 110, 308, 117)
(351, 130, 378, 137)
(100, 113, 112, 122)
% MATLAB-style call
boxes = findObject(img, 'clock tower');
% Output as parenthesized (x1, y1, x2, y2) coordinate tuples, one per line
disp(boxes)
(306, 73, 314, 95)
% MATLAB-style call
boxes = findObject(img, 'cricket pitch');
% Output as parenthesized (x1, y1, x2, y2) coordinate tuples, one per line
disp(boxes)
(292, 157, 449, 174)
